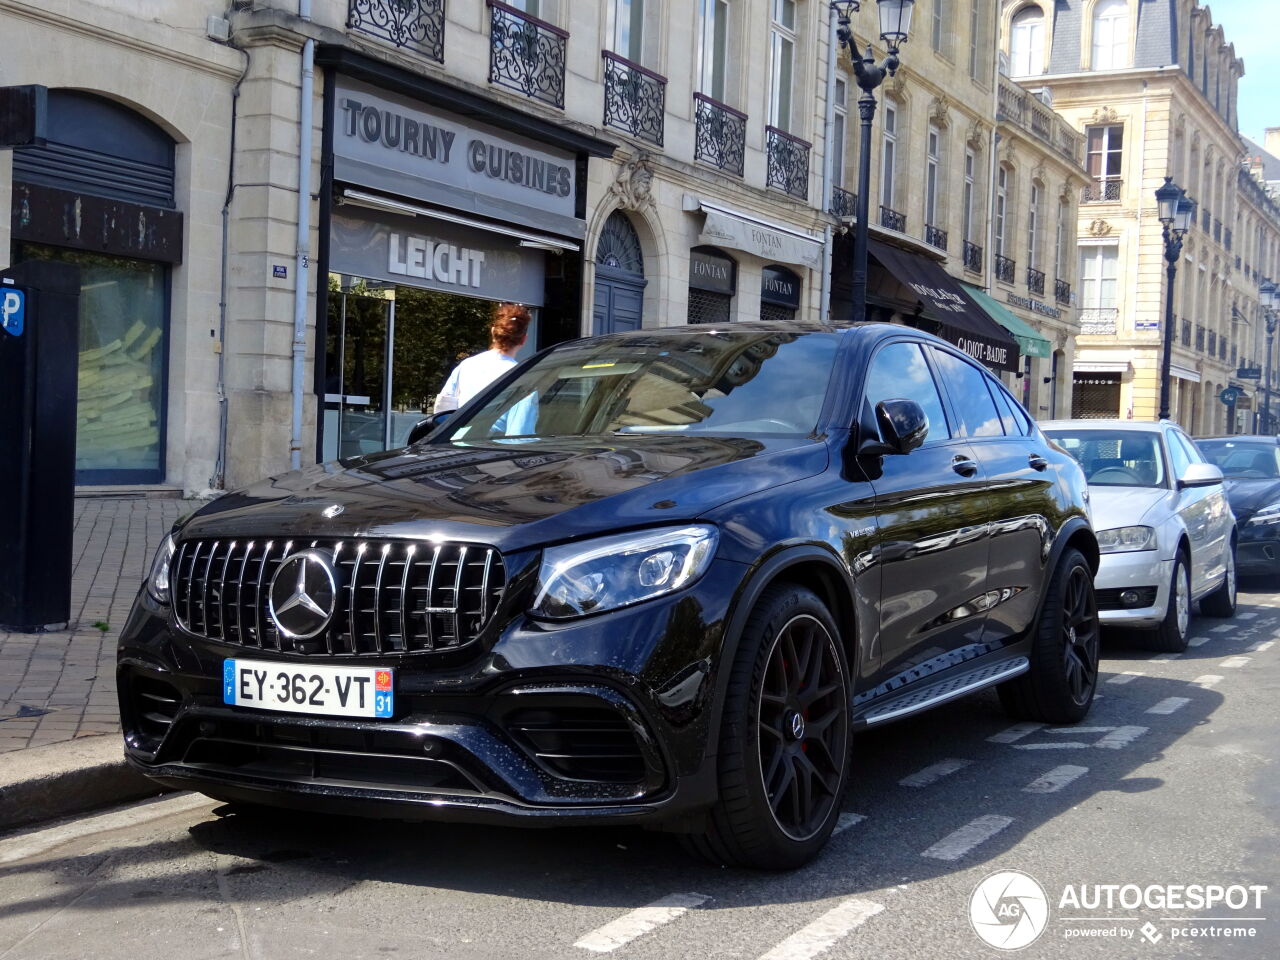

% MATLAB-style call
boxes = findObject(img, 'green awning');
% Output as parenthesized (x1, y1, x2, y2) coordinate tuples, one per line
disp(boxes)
(961, 282, 1052, 359)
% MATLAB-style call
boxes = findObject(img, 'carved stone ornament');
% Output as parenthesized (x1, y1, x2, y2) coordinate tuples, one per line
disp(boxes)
(929, 95, 952, 128)
(967, 119, 987, 150)
(1088, 219, 1112, 237)
(886, 68, 909, 103)
(609, 152, 655, 212)
(1092, 105, 1120, 124)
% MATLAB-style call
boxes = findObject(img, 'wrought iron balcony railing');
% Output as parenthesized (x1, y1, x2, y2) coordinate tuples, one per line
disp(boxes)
(1027, 266, 1046, 296)
(1080, 307, 1119, 335)
(488, 0, 568, 109)
(348, 0, 446, 61)
(880, 205, 907, 232)
(765, 126, 810, 200)
(963, 240, 983, 274)
(994, 254, 1016, 284)
(602, 51, 666, 146)
(830, 185, 857, 219)
(925, 224, 948, 250)
(1082, 179, 1122, 203)
(1054, 278, 1071, 306)
(693, 94, 746, 177)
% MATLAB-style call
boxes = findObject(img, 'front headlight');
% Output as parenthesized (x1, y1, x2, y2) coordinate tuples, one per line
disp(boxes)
(531, 525, 718, 620)
(1097, 525, 1157, 554)
(1247, 502, 1280, 526)
(146, 534, 177, 604)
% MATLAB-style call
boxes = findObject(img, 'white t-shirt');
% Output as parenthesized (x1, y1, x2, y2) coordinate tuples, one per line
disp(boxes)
(433, 350, 517, 414)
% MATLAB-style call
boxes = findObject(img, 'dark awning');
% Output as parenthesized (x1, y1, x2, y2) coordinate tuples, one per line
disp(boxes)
(869, 240, 1019, 373)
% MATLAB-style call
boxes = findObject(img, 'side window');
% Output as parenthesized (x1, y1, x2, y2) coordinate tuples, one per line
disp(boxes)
(1167, 432, 1193, 479)
(930, 349, 1005, 438)
(989, 382, 1023, 436)
(1000, 385, 1034, 436)
(863, 341, 951, 443)
(1174, 431, 1204, 464)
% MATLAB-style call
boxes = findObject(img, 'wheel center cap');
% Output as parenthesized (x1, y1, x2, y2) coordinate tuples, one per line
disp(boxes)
(1067, 625, 1077, 645)
(786, 710, 805, 741)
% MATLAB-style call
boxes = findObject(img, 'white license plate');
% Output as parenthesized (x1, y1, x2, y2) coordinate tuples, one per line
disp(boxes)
(222, 659, 394, 719)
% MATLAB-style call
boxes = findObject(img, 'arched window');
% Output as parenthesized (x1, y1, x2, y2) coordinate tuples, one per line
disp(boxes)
(594, 211, 647, 334)
(1009, 6, 1045, 77)
(1091, 0, 1129, 70)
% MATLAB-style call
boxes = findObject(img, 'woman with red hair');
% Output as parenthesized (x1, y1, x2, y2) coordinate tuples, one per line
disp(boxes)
(432, 303, 532, 414)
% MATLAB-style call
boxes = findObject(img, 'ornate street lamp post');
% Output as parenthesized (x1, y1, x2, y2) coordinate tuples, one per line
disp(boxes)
(1261, 279, 1278, 434)
(1155, 177, 1194, 421)
(830, 0, 915, 324)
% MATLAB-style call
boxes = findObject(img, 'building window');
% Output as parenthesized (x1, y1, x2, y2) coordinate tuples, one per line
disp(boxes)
(507, 0, 540, 14)
(1055, 198, 1070, 277)
(698, 0, 730, 102)
(1009, 6, 1045, 77)
(995, 166, 1009, 257)
(925, 125, 941, 228)
(932, 0, 945, 53)
(968, 0, 982, 79)
(963, 148, 976, 241)
(1091, 0, 1129, 70)
(833, 75, 848, 188)
(881, 103, 897, 209)
(1086, 124, 1123, 198)
(1079, 245, 1119, 309)
(1027, 181, 1041, 270)
(609, 0, 644, 62)
(769, 0, 797, 131)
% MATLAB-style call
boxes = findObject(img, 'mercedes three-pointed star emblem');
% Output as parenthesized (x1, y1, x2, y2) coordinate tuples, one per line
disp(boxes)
(268, 549, 337, 640)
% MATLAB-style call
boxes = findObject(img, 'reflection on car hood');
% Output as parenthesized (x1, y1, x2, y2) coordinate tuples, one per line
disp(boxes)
(1088, 486, 1174, 532)
(1222, 478, 1280, 523)
(180, 435, 828, 552)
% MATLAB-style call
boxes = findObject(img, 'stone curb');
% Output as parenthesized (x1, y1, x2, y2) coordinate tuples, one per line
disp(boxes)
(0, 735, 167, 833)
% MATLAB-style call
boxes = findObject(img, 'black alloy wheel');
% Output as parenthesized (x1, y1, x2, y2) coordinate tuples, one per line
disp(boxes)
(1060, 564, 1101, 708)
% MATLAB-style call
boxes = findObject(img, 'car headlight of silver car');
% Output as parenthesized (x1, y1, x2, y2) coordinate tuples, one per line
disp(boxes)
(145, 534, 177, 604)
(531, 525, 718, 620)
(1097, 525, 1157, 554)
(1247, 502, 1280, 526)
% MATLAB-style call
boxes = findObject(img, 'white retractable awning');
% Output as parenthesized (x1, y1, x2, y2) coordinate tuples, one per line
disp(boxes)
(1170, 363, 1201, 383)
(683, 194, 824, 270)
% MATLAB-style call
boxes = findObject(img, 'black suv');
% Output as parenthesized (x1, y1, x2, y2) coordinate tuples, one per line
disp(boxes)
(119, 322, 1098, 869)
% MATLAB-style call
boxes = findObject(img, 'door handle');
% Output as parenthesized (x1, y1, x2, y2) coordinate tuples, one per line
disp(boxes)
(1028, 453, 1049, 471)
(952, 455, 979, 477)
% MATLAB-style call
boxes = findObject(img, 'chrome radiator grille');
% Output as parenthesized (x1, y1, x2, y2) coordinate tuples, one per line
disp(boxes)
(171, 538, 506, 655)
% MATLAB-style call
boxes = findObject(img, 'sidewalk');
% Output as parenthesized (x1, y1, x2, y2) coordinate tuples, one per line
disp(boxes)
(0, 496, 197, 754)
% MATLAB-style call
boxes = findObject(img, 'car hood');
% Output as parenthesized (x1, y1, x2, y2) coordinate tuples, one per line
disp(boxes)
(1088, 486, 1175, 532)
(1221, 477, 1280, 524)
(180, 435, 829, 553)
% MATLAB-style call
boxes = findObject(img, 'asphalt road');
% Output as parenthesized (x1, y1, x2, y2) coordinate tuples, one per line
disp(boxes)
(2, 585, 1278, 960)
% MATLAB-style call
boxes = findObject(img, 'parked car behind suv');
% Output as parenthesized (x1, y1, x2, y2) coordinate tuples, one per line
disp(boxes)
(120, 322, 1098, 869)
(1043, 420, 1236, 651)
(1196, 435, 1280, 578)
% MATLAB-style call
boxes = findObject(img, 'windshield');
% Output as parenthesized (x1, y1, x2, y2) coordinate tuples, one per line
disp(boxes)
(443, 329, 840, 443)
(1045, 429, 1167, 488)
(1198, 440, 1280, 479)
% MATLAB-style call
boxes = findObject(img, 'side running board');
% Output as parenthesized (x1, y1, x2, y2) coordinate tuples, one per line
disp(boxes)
(859, 657, 1030, 726)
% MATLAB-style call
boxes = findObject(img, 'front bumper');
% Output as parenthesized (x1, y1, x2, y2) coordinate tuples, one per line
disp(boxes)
(1237, 527, 1280, 576)
(117, 560, 745, 827)
(1094, 550, 1172, 627)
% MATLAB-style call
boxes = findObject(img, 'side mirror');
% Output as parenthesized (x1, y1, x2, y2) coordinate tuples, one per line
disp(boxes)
(1178, 462, 1224, 489)
(865, 399, 928, 456)
(406, 411, 453, 446)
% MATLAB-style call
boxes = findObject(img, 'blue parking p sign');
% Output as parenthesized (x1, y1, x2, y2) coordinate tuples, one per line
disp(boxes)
(1, 287, 24, 337)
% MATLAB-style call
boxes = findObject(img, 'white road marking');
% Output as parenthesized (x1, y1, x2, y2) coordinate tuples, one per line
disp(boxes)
(574, 893, 709, 953)
(898, 758, 971, 788)
(1015, 742, 1091, 750)
(1219, 656, 1253, 668)
(833, 813, 866, 836)
(920, 815, 1015, 861)
(0, 793, 213, 865)
(987, 722, 1044, 744)
(1023, 765, 1090, 794)
(1095, 726, 1149, 749)
(1106, 671, 1143, 684)
(1251, 640, 1275, 652)
(1211, 624, 1235, 633)
(1189, 637, 1209, 648)
(1147, 697, 1191, 715)
(1048, 727, 1115, 734)
(757, 897, 884, 960)
(1237, 611, 1258, 620)
(1192, 675, 1224, 689)
(1150, 653, 1181, 661)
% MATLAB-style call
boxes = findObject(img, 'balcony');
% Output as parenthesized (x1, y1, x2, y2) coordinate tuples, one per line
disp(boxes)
(766, 126, 810, 200)
(1181, 319, 1191, 347)
(1054, 278, 1071, 306)
(880, 205, 907, 232)
(1027, 266, 1046, 296)
(1080, 307, 1119, 335)
(996, 76, 1085, 165)
(694, 94, 746, 177)
(602, 52, 666, 146)
(488, 0, 568, 109)
(1082, 179, 1122, 203)
(963, 241, 983, 274)
(925, 224, 948, 251)
(830, 185, 858, 219)
(348, 0, 446, 62)
(995, 254, 1016, 285)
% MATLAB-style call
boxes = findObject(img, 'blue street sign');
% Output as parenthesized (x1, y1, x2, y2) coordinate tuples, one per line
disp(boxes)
(0, 287, 24, 337)
(1219, 386, 1242, 406)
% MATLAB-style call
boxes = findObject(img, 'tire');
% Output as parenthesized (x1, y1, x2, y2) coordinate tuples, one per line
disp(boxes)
(683, 585, 851, 870)
(1200, 541, 1237, 618)
(998, 549, 1100, 724)
(1145, 553, 1192, 652)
